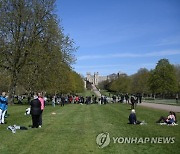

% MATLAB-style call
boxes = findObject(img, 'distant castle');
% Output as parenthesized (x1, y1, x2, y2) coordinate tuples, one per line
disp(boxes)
(85, 71, 126, 86)
(86, 72, 107, 85)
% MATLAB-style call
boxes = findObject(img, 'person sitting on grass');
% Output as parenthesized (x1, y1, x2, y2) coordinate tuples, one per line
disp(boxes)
(156, 111, 177, 124)
(128, 109, 141, 124)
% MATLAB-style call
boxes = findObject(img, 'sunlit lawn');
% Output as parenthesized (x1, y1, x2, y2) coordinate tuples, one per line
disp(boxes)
(77, 90, 96, 97)
(0, 103, 179, 154)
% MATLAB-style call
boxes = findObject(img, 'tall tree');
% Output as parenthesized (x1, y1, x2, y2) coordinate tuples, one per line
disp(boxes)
(149, 59, 177, 97)
(109, 74, 131, 93)
(0, 0, 57, 102)
(0, 70, 10, 92)
(174, 65, 180, 93)
(0, 0, 78, 102)
(131, 68, 150, 94)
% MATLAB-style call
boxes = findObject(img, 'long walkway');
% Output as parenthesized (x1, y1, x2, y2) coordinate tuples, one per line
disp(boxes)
(91, 86, 180, 112)
(91, 84, 101, 97)
(138, 102, 180, 112)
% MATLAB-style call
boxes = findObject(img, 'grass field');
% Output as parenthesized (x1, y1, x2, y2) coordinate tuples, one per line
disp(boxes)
(77, 90, 96, 97)
(0, 103, 179, 154)
(99, 90, 112, 97)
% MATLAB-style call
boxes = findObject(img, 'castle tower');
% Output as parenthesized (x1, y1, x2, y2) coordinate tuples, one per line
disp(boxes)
(86, 72, 93, 83)
(94, 72, 99, 85)
(84, 80, 87, 89)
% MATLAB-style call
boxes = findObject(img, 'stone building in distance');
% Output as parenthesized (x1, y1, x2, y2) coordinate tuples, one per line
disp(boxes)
(85, 71, 126, 86)
(86, 72, 108, 85)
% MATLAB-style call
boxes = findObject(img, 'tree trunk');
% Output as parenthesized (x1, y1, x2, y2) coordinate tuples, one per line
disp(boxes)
(162, 93, 165, 99)
(8, 73, 18, 105)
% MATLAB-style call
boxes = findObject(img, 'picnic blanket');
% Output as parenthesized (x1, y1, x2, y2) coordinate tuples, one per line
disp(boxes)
(159, 122, 178, 126)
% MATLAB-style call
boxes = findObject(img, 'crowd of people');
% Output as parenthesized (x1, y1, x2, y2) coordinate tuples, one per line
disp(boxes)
(0, 91, 178, 128)
(13, 93, 142, 106)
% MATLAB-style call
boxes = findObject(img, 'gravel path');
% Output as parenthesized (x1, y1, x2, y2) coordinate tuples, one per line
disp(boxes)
(138, 102, 180, 112)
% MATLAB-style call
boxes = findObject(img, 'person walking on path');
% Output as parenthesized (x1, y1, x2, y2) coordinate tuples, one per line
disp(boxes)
(130, 95, 137, 109)
(176, 94, 179, 103)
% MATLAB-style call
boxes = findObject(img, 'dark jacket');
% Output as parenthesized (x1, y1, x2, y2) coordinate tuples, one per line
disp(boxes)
(129, 113, 137, 124)
(30, 98, 41, 115)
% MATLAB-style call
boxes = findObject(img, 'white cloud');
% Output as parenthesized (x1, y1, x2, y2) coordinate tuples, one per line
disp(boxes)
(77, 50, 180, 60)
(74, 63, 156, 76)
(154, 37, 180, 46)
(75, 63, 154, 69)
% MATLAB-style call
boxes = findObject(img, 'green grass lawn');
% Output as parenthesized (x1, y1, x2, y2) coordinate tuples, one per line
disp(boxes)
(0, 104, 179, 154)
(99, 90, 112, 97)
(77, 90, 96, 97)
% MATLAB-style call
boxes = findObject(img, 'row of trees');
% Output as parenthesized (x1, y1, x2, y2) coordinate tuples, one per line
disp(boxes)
(0, 0, 84, 103)
(98, 59, 180, 98)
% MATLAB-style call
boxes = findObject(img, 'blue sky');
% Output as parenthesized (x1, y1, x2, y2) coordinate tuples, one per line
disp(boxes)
(56, 0, 180, 76)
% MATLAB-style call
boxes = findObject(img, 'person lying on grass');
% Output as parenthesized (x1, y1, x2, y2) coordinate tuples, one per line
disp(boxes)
(156, 111, 177, 124)
(128, 109, 141, 124)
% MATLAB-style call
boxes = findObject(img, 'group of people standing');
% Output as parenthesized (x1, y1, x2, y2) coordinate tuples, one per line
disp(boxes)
(0, 91, 45, 128)
(30, 92, 44, 128)
(51, 95, 97, 105)
(1, 90, 178, 130)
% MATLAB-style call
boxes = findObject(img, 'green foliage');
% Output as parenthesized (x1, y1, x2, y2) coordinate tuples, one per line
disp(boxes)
(69, 71, 85, 93)
(131, 68, 150, 94)
(0, 0, 62, 101)
(97, 80, 111, 90)
(174, 65, 180, 93)
(77, 89, 95, 97)
(109, 74, 131, 93)
(99, 59, 179, 96)
(149, 59, 178, 94)
(0, 0, 84, 97)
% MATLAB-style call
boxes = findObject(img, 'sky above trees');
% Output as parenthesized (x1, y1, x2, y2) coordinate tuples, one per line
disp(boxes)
(56, 0, 180, 76)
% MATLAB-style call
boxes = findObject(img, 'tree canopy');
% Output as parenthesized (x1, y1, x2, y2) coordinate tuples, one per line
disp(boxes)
(149, 59, 177, 95)
(131, 68, 150, 94)
(108, 74, 131, 93)
(98, 59, 179, 98)
(0, 0, 84, 101)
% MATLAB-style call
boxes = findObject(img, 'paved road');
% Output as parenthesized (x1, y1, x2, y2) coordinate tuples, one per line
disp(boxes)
(91, 86, 180, 112)
(91, 84, 101, 97)
(138, 102, 180, 112)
